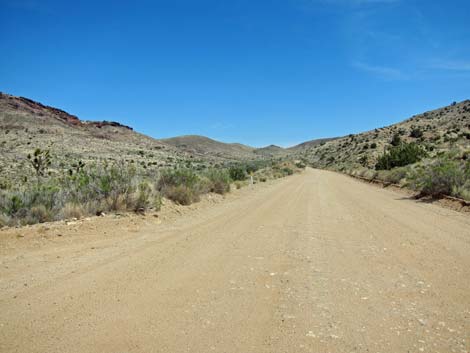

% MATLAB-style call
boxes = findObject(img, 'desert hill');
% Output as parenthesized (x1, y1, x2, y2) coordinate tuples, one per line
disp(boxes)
(0, 93, 279, 182)
(294, 100, 470, 172)
(159, 135, 258, 160)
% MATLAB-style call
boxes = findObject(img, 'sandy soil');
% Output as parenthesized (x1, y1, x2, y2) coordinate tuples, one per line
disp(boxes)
(1, 168, 469, 353)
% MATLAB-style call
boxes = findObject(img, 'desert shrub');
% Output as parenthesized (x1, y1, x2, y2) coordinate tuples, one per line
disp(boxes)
(234, 181, 246, 189)
(153, 192, 163, 211)
(64, 163, 137, 211)
(410, 128, 424, 138)
(0, 213, 10, 228)
(410, 158, 469, 197)
(390, 133, 401, 146)
(378, 167, 409, 184)
(370, 142, 377, 149)
(282, 167, 294, 176)
(157, 168, 202, 204)
(375, 143, 427, 170)
(134, 182, 151, 211)
(164, 185, 199, 205)
(157, 168, 199, 191)
(28, 205, 51, 224)
(0, 160, 159, 226)
(359, 155, 368, 167)
(358, 168, 377, 180)
(61, 203, 85, 220)
(3, 194, 24, 216)
(229, 166, 247, 181)
(204, 169, 231, 195)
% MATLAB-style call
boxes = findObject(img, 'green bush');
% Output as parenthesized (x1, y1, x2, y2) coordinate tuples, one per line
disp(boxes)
(135, 182, 152, 211)
(390, 133, 401, 146)
(157, 168, 200, 191)
(282, 167, 294, 176)
(375, 143, 427, 170)
(0, 160, 156, 226)
(204, 169, 231, 194)
(410, 158, 469, 197)
(229, 166, 247, 181)
(157, 168, 203, 204)
(410, 128, 424, 138)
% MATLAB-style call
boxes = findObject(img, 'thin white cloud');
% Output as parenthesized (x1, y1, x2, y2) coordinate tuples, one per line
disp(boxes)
(430, 61, 470, 72)
(352, 61, 407, 80)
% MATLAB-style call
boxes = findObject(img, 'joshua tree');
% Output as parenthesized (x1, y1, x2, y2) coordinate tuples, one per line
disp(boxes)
(27, 148, 51, 184)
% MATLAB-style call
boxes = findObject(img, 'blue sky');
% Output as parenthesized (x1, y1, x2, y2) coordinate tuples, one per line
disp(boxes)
(1, 0, 469, 147)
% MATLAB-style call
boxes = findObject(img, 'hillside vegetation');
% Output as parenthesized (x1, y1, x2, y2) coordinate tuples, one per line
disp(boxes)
(0, 92, 303, 227)
(2, 91, 470, 227)
(296, 100, 470, 200)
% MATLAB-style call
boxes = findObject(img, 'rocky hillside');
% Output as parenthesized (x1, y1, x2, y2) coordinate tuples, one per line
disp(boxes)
(0, 93, 275, 182)
(288, 137, 339, 151)
(295, 100, 470, 172)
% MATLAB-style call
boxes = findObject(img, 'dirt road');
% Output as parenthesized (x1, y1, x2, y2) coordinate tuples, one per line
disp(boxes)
(1, 169, 469, 353)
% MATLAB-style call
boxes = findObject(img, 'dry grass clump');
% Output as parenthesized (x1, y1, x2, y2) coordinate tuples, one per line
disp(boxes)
(61, 203, 86, 220)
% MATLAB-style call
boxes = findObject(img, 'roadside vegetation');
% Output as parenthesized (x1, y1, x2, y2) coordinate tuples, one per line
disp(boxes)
(0, 149, 303, 227)
(296, 100, 470, 203)
(345, 149, 470, 201)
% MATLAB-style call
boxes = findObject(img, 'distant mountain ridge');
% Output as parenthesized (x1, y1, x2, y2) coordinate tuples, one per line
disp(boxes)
(159, 135, 257, 160)
(1, 92, 133, 130)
